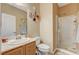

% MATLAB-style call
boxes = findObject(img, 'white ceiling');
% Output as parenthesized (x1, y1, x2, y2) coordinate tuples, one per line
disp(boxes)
(57, 3, 70, 7)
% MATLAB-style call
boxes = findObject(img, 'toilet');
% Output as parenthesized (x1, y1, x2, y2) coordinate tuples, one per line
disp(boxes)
(35, 36, 50, 55)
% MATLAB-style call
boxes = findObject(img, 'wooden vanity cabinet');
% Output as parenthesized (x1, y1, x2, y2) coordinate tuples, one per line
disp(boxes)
(25, 41, 36, 55)
(2, 46, 25, 55)
(2, 41, 36, 55)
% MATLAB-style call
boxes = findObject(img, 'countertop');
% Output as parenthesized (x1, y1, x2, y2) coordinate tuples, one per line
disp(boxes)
(1, 38, 36, 53)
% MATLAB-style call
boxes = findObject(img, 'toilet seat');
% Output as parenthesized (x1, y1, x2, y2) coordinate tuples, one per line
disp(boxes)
(37, 44, 49, 49)
(37, 44, 50, 52)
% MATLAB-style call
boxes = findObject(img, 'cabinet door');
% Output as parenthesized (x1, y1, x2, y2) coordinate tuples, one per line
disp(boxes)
(25, 41, 36, 55)
(29, 41, 36, 55)
(25, 44, 30, 55)
(2, 46, 25, 55)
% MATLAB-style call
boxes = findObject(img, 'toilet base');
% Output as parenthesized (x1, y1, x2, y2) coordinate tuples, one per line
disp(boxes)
(37, 50, 49, 55)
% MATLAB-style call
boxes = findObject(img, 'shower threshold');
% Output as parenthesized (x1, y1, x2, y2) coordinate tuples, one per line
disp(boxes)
(54, 48, 77, 55)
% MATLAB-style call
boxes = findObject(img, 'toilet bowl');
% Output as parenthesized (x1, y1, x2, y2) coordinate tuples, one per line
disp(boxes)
(34, 36, 50, 55)
(37, 43, 50, 54)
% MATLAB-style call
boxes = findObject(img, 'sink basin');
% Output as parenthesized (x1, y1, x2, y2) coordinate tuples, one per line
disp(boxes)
(8, 38, 30, 45)
(1, 38, 33, 52)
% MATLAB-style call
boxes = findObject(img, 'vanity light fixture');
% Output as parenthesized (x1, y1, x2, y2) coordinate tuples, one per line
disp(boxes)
(32, 6, 40, 22)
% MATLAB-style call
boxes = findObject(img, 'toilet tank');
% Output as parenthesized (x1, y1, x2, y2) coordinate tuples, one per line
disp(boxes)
(34, 36, 40, 46)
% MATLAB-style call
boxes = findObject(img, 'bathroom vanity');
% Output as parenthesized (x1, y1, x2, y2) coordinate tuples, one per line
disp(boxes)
(1, 38, 36, 55)
(1, 4, 37, 55)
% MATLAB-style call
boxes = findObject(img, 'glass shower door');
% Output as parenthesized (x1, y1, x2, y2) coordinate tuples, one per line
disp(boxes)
(58, 15, 76, 49)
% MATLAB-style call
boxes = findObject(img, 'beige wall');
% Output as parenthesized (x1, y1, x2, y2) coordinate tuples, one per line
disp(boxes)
(0, 3, 1, 12)
(58, 4, 78, 17)
(1, 3, 27, 35)
(0, 3, 1, 54)
(0, 3, 1, 32)
(27, 4, 40, 37)
(53, 4, 58, 51)
(40, 3, 53, 52)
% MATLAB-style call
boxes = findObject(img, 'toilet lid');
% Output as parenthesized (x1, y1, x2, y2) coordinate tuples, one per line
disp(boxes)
(37, 44, 50, 49)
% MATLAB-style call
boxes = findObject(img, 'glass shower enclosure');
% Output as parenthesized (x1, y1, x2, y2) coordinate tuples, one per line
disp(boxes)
(57, 15, 79, 54)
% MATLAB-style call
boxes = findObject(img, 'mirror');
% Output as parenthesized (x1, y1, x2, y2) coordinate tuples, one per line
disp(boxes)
(0, 3, 27, 41)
